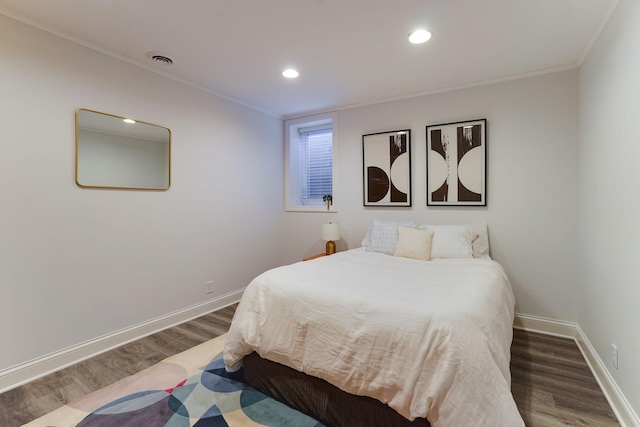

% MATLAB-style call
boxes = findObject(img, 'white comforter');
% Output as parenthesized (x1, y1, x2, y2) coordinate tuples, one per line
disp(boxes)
(223, 248, 524, 427)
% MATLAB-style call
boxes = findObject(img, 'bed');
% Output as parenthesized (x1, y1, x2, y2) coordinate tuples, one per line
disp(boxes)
(224, 222, 524, 427)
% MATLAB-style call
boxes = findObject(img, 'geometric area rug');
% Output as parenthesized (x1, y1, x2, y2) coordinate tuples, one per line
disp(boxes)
(24, 334, 324, 427)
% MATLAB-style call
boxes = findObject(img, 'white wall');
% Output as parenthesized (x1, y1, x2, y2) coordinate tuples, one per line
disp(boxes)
(283, 70, 580, 322)
(578, 0, 640, 415)
(0, 15, 283, 372)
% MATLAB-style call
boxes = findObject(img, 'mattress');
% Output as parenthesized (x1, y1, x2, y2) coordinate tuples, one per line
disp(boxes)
(224, 248, 524, 426)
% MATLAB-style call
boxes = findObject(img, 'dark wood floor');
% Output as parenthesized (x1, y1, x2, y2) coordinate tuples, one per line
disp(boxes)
(0, 304, 237, 427)
(511, 330, 619, 426)
(0, 303, 619, 426)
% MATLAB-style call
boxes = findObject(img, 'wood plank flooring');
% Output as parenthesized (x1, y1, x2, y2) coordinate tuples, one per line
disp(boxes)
(0, 304, 620, 426)
(511, 330, 619, 426)
(0, 304, 237, 427)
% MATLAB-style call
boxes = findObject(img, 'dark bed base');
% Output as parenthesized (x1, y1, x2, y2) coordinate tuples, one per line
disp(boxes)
(243, 352, 431, 427)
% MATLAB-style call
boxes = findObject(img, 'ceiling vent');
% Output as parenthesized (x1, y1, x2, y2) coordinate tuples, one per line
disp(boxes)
(145, 51, 173, 65)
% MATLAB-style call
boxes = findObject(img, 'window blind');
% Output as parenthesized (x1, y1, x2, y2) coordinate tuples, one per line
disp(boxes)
(298, 127, 332, 201)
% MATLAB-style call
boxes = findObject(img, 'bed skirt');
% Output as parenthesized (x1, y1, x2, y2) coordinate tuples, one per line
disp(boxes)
(243, 352, 431, 427)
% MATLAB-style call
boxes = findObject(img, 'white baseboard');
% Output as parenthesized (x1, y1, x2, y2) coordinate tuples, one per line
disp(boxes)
(0, 289, 244, 394)
(513, 313, 578, 339)
(514, 313, 640, 427)
(574, 324, 640, 427)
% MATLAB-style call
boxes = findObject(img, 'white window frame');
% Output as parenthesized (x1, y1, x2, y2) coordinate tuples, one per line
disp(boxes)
(285, 112, 338, 212)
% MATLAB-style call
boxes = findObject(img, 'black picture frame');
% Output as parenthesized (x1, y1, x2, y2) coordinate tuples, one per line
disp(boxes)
(426, 119, 486, 206)
(363, 129, 411, 207)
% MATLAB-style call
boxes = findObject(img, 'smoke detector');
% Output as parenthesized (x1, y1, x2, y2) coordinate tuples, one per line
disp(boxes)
(145, 51, 173, 65)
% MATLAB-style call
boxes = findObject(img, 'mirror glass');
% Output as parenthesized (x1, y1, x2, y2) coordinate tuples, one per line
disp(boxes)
(76, 109, 171, 190)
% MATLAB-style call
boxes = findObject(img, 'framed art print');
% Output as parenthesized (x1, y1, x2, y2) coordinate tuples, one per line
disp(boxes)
(426, 119, 486, 206)
(363, 129, 411, 207)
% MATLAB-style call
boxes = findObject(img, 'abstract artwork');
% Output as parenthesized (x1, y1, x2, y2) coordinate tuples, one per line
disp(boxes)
(363, 129, 411, 207)
(426, 119, 486, 206)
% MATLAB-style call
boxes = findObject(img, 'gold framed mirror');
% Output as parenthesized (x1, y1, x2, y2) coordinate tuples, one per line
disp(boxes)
(75, 108, 171, 190)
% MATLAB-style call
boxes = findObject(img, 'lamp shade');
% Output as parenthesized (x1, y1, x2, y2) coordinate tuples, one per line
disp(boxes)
(322, 222, 340, 241)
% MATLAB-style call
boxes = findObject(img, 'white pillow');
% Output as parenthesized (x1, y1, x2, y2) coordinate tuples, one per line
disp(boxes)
(394, 227, 434, 261)
(367, 219, 416, 255)
(419, 225, 474, 259)
(361, 226, 372, 248)
(467, 223, 491, 259)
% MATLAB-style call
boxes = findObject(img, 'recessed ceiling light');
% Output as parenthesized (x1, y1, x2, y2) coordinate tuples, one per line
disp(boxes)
(282, 69, 299, 79)
(123, 118, 136, 124)
(408, 29, 432, 44)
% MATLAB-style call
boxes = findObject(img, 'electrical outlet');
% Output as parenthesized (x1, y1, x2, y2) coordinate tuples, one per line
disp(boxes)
(205, 281, 214, 294)
(612, 344, 618, 370)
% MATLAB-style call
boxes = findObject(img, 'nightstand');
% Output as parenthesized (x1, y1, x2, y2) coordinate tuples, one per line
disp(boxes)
(303, 253, 328, 261)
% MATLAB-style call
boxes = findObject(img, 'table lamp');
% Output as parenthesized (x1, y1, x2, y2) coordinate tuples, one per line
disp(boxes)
(322, 222, 340, 255)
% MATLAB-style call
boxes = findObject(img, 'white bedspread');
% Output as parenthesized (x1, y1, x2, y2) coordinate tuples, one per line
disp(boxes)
(223, 248, 524, 427)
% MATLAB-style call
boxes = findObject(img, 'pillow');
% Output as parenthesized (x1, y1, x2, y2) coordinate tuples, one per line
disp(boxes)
(367, 219, 416, 255)
(394, 227, 434, 261)
(361, 226, 372, 248)
(419, 225, 474, 259)
(467, 223, 491, 259)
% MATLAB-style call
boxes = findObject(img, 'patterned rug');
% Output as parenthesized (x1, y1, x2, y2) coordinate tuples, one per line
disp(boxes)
(25, 334, 324, 426)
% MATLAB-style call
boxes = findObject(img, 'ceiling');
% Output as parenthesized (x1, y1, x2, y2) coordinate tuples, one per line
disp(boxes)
(0, 0, 618, 118)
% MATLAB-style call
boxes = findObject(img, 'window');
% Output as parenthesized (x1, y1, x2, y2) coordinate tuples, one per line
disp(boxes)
(285, 112, 337, 211)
